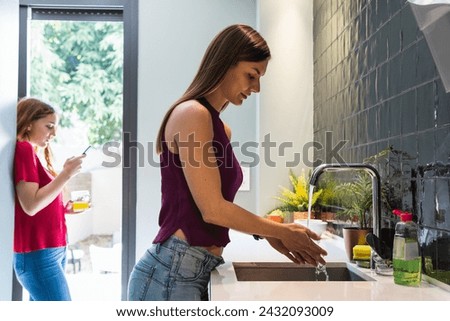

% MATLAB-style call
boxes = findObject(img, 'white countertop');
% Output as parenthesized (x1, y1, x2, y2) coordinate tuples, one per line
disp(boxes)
(211, 232, 450, 301)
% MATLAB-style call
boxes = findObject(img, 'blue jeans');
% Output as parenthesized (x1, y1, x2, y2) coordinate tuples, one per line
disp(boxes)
(127, 236, 224, 301)
(14, 247, 71, 301)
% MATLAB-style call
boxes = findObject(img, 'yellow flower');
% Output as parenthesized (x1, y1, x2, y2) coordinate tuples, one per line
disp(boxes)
(273, 169, 322, 212)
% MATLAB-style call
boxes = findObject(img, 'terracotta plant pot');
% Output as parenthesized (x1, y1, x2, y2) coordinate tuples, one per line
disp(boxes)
(293, 211, 312, 220)
(319, 211, 336, 221)
(342, 227, 372, 261)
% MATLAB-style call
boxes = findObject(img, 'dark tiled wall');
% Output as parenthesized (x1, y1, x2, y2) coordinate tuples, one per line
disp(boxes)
(313, 0, 450, 285)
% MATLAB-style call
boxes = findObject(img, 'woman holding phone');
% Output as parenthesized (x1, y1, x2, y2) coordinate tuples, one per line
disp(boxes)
(13, 97, 86, 301)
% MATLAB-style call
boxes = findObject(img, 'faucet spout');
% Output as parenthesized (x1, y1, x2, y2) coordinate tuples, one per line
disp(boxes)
(309, 163, 382, 238)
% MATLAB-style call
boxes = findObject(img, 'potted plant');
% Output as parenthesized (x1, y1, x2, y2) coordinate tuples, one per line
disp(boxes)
(271, 169, 323, 221)
(315, 172, 341, 221)
(335, 172, 373, 228)
(335, 171, 374, 261)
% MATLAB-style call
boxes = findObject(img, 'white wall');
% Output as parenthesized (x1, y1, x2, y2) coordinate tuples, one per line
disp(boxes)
(0, 0, 19, 301)
(136, 0, 258, 258)
(257, 0, 314, 214)
(91, 167, 122, 235)
(66, 209, 94, 244)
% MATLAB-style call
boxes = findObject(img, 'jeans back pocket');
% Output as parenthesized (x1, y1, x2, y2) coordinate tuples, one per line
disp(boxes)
(174, 251, 205, 281)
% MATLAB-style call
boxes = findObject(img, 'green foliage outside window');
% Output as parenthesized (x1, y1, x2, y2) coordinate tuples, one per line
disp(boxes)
(30, 20, 123, 146)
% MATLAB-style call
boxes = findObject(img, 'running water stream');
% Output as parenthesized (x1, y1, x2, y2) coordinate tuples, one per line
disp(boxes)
(308, 185, 329, 281)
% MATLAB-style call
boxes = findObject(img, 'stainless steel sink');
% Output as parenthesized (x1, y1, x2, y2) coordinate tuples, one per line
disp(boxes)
(233, 262, 376, 282)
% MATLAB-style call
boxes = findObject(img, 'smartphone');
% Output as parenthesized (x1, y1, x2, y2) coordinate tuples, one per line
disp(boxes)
(82, 145, 92, 155)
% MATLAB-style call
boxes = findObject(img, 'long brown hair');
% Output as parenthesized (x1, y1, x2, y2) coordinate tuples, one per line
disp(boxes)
(156, 24, 271, 154)
(17, 97, 58, 177)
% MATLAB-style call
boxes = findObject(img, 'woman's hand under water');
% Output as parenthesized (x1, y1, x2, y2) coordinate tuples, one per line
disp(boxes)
(266, 223, 327, 266)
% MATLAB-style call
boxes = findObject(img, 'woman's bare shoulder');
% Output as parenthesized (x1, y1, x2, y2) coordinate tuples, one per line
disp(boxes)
(166, 100, 213, 142)
(172, 100, 209, 117)
(169, 100, 212, 128)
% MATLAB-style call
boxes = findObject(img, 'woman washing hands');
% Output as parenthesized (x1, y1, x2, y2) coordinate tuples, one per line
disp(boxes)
(13, 97, 86, 300)
(127, 24, 327, 301)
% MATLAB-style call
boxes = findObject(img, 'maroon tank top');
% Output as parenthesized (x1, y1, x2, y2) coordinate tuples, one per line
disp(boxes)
(153, 97, 243, 247)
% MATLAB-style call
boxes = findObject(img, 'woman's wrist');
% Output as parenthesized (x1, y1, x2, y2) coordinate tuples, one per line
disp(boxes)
(278, 223, 295, 240)
(58, 169, 72, 182)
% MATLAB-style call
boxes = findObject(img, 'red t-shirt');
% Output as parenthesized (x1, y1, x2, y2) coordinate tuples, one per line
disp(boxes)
(14, 141, 67, 253)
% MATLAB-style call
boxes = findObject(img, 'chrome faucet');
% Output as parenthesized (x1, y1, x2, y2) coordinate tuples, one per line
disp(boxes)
(309, 163, 381, 238)
(310, 164, 394, 273)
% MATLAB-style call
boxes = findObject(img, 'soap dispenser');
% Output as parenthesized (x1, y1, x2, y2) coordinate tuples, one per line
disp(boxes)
(392, 211, 421, 286)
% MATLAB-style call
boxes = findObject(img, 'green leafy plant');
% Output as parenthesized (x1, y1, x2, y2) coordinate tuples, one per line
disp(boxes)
(335, 172, 373, 229)
(272, 169, 323, 212)
(30, 20, 124, 146)
(315, 172, 342, 211)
